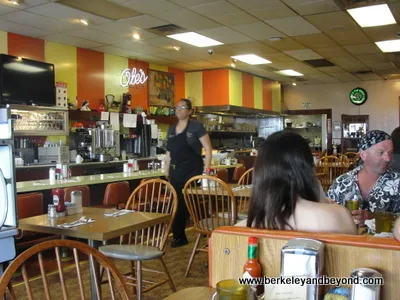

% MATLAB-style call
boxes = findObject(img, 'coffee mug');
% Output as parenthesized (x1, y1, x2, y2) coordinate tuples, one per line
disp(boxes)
(212, 279, 255, 300)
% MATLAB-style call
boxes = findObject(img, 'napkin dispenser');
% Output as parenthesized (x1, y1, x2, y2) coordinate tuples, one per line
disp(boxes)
(280, 238, 325, 300)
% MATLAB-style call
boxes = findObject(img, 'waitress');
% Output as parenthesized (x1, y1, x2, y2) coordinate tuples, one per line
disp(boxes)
(165, 99, 212, 248)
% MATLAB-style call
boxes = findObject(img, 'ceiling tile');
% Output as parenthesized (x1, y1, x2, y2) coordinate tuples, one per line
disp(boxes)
(265, 16, 321, 37)
(189, 1, 242, 17)
(210, 13, 258, 26)
(357, 73, 382, 81)
(232, 22, 283, 41)
(325, 29, 370, 46)
(282, 0, 341, 16)
(27, 2, 111, 25)
(344, 43, 382, 55)
(362, 24, 400, 42)
(121, 0, 181, 14)
(137, 55, 176, 65)
(169, 63, 198, 70)
(90, 45, 144, 58)
(144, 37, 190, 50)
(186, 60, 224, 68)
(228, 0, 285, 11)
(0, 0, 49, 9)
(199, 26, 253, 44)
(44, 33, 104, 48)
(234, 41, 278, 54)
(114, 40, 166, 55)
(263, 37, 306, 51)
(0, 19, 52, 37)
(0, 4, 18, 16)
(65, 28, 129, 44)
(319, 66, 344, 74)
(150, 8, 221, 31)
(263, 52, 299, 63)
(169, 0, 220, 7)
(2, 11, 80, 33)
(329, 57, 368, 72)
(154, 51, 200, 62)
(356, 54, 388, 65)
(329, 72, 360, 82)
(121, 15, 169, 30)
(293, 34, 337, 48)
(284, 49, 323, 60)
(252, 6, 298, 20)
(314, 46, 351, 58)
(308, 73, 340, 83)
(305, 11, 358, 32)
(91, 21, 159, 40)
(367, 62, 396, 71)
(389, 3, 400, 25)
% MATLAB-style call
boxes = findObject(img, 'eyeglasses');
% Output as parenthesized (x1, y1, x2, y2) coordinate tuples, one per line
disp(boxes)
(175, 105, 189, 110)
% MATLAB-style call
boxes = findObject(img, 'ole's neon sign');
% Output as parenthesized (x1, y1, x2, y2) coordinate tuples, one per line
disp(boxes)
(120, 68, 148, 87)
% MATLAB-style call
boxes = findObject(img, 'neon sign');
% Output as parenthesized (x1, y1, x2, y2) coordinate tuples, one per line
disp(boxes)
(120, 68, 148, 87)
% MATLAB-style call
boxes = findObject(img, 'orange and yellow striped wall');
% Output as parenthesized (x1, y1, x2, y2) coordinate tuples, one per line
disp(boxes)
(0, 31, 185, 110)
(185, 69, 281, 112)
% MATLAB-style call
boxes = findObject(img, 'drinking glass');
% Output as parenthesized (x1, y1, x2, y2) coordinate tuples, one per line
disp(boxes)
(345, 199, 360, 212)
(212, 279, 254, 300)
(375, 211, 393, 233)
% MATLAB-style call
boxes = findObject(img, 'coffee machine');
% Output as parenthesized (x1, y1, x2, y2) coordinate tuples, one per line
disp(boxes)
(90, 124, 120, 162)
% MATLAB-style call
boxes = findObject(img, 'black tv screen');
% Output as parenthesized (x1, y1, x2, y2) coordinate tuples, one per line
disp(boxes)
(0, 54, 55, 106)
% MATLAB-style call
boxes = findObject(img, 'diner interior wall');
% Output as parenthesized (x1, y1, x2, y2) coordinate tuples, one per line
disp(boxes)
(184, 69, 281, 112)
(283, 80, 400, 138)
(0, 31, 185, 110)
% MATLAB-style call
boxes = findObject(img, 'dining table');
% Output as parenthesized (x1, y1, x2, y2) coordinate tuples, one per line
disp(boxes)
(18, 207, 170, 300)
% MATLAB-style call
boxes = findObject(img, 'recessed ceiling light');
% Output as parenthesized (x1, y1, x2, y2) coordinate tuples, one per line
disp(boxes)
(268, 37, 283, 42)
(173, 46, 180, 51)
(167, 32, 223, 47)
(80, 19, 89, 26)
(276, 69, 304, 76)
(230, 63, 236, 68)
(347, 4, 396, 28)
(231, 54, 271, 65)
(132, 33, 140, 40)
(8, 0, 20, 4)
(292, 82, 297, 86)
(375, 39, 400, 53)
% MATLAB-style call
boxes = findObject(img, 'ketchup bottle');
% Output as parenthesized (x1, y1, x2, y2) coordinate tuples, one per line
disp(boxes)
(52, 188, 65, 213)
(243, 237, 263, 296)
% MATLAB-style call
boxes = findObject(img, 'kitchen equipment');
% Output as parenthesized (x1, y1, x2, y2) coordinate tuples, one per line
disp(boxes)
(281, 238, 325, 300)
(0, 105, 18, 275)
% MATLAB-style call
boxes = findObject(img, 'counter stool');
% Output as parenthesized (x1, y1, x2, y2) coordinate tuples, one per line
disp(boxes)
(103, 181, 130, 209)
(232, 166, 246, 183)
(216, 169, 228, 183)
(64, 185, 91, 207)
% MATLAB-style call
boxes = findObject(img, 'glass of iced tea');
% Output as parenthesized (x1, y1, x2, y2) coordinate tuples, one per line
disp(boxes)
(375, 210, 393, 233)
(345, 198, 360, 211)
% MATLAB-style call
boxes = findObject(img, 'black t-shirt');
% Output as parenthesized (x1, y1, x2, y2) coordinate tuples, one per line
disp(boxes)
(167, 120, 207, 156)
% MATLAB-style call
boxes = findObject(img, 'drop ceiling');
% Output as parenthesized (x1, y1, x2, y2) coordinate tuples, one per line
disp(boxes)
(0, 0, 400, 84)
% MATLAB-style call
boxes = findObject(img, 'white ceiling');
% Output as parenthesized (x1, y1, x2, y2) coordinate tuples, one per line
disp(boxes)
(0, 0, 400, 85)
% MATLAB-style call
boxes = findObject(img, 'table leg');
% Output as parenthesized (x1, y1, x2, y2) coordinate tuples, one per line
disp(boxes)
(88, 239, 102, 300)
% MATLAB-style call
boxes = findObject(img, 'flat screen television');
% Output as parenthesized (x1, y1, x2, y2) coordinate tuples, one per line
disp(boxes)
(0, 54, 56, 106)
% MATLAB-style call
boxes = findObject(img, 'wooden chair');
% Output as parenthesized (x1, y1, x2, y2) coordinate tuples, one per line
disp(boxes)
(236, 167, 254, 220)
(332, 153, 349, 164)
(238, 167, 253, 186)
(0, 239, 133, 300)
(316, 156, 348, 192)
(345, 151, 360, 165)
(232, 165, 246, 183)
(64, 185, 91, 207)
(99, 179, 178, 300)
(216, 168, 228, 183)
(183, 175, 237, 277)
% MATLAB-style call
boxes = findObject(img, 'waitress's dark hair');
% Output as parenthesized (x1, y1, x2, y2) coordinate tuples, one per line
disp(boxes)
(246, 130, 319, 230)
(180, 98, 192, 110)
(392, 127, 400, 154)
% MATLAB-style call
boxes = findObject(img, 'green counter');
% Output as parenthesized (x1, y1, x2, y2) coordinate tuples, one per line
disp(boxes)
(17, 170, 165, 193)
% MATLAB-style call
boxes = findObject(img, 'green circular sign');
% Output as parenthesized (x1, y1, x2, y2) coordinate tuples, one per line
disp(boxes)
(349, 87, 367, 105)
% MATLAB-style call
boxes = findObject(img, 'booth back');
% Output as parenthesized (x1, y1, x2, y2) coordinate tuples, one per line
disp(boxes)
(209, 226, 400, 299)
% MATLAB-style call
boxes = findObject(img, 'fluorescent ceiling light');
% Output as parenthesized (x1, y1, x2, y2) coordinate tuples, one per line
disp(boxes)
(347, 4, 396, 28)
(80, 19, 89, 26)
(167, 32, 223, 47)
(276, 69, 304, 76)
(231, 54, 271, 65)
(375, 39, 400, 53)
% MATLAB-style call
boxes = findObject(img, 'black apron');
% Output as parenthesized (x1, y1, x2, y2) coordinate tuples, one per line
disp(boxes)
(167, 121, 203, 183)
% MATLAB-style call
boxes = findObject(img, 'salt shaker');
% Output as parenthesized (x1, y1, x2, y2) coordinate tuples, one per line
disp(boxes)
(49, 167, 56, 184)
(48, 205, 57, 218)
(350, 268, 382, 300)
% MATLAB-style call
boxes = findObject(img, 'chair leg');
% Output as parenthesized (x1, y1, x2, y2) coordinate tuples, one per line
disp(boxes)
(130, 260, 136, 295)
(158, 257, 177, 293)
(185, 233, 201, 278)
(136, 260, 142, 300)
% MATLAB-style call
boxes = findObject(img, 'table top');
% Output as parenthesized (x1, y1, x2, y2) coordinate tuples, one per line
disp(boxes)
(211, 164, 243, 170)
(164, 287, 215, 300)
(17, 170, 165, 193)
(185, 183, 252, 198)
(18, 207, 170, 241)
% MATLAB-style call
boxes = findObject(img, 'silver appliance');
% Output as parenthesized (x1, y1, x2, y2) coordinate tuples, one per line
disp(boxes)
(280, 238, 325, 300)
(90, 125, 120, 162)
(0, 105, 18, 274)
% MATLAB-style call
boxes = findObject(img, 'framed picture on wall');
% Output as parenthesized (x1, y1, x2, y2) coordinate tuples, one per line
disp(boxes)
(148, 69, 175, 107)
(333, 121, 341, 131)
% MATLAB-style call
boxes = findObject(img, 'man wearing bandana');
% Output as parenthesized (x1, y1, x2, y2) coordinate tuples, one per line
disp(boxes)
(328, 130, 400, 224)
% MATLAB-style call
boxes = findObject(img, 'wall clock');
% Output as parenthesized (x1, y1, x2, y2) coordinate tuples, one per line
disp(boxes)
(349, 87, 367, 106)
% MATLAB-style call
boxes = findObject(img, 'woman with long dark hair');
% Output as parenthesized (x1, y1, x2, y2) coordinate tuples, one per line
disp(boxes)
(239, 130, 356, 234)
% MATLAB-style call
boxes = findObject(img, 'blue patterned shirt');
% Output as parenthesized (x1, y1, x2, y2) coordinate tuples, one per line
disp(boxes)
(327, 166, 400, 213)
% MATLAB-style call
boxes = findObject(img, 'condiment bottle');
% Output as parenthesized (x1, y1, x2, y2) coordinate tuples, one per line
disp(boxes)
(52, 188, 65, 213)
(243, 237, 263, 296)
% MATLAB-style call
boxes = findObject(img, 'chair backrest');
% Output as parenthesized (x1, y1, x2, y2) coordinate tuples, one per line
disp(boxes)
(183, 175, 237, 235)
(332, 153, 349, 163)
(17, 193, 43, 219)
(103, 181, 130, 207)
(238, 167, 253, 186)
(232, 166, 246, 183)
(216, 169, 228, 183)
(124, 179, 178, 251)
(316, 156, 348, 192)
(0, 239, 133, 300)
(345, 152, 360, 164)
(64, 185, 91, 207)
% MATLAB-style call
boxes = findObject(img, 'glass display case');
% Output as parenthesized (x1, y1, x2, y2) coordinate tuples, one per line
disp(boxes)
(10, 105, 68, 136)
